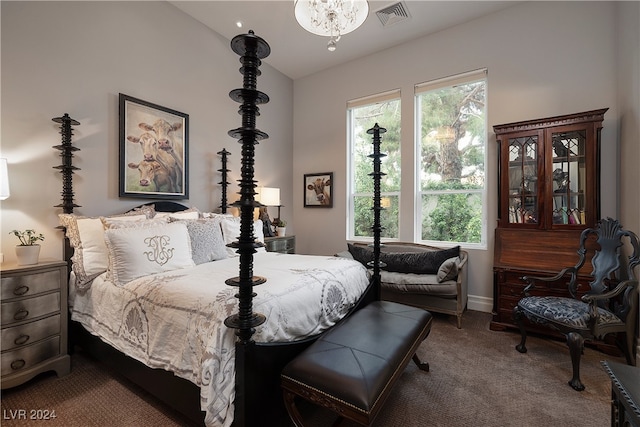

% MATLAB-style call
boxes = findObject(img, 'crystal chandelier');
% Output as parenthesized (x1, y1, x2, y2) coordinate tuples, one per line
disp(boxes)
(294, 0, 369, 51)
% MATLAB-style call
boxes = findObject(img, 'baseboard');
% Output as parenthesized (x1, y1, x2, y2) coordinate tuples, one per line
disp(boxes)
(468, 295, 492, 313)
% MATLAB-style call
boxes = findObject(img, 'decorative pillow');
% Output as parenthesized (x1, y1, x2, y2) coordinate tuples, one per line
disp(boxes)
(170, 218, 227, 264)
(102, 217, 168, 229)
(104, 222, 195, 286)
(59, 213, 146, 289)
(347, 244, 460, 275)
(437, 256, 460, 282)
(154, 207, 200, 220)
(128, 204, 156, 219)
(220, 217, 267, 257)
(347, 243, 374, 267)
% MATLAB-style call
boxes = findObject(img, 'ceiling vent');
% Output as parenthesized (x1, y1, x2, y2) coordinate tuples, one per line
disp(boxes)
(375, 1, 411, 27)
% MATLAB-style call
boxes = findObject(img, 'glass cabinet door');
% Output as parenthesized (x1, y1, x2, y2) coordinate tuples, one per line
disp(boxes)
(550, 129, 586, 225)
(507, 135, 538, 224)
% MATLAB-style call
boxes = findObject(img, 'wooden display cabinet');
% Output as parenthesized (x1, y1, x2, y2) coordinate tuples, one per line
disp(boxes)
(491, 109, 608, 332)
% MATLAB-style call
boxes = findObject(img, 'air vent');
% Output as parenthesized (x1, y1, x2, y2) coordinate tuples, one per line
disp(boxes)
(375, 1, 411, 27)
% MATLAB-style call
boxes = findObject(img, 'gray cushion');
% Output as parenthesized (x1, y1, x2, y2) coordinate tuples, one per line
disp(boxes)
(437, 256, 460, 282)
(518, 296, 622, 331)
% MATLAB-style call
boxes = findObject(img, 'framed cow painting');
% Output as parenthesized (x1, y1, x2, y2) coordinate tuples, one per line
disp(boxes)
(304, 172, 333, 208)
(119, 93, 189, 199)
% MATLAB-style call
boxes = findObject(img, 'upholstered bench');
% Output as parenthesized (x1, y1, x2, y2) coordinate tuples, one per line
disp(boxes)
(280, 301, 432, 426)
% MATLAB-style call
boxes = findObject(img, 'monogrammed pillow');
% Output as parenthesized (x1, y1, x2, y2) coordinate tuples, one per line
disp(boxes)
(104, 222, 195, 286)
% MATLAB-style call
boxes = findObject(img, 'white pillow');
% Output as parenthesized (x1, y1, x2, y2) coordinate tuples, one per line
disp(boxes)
(59, 213, 146, 289)
(104, 222, 195, 286)
(154, 208, 200, 220)
(220, 217, 267, 257)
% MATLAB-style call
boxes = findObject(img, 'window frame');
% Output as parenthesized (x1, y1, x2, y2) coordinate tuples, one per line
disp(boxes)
(346, 90, 401, 242)
(414, 69, 488, 249)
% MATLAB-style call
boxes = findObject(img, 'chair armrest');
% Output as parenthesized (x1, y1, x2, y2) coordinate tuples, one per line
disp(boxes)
(582, 280, 638, 326)
(521, 267, 577, 297)
(582, 279, 638, 303)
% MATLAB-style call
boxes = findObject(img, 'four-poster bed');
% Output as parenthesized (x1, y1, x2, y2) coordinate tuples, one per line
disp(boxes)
(57, 31, 382, 427)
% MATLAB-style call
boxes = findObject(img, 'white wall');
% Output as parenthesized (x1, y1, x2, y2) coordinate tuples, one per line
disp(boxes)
(0, 1, 294, 263)
(292, 1, 626, 313)
(616, 1, 640, 363)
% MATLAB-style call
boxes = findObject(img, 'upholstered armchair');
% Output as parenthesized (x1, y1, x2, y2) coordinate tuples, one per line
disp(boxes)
(513, 218, 639, 391)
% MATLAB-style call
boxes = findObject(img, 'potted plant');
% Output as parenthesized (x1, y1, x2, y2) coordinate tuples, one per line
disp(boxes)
(10, 229, 44, 265)
(275, 219, 287, 237)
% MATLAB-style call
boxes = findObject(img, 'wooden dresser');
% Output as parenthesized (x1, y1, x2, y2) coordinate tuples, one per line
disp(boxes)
(1, 259, 70, 388)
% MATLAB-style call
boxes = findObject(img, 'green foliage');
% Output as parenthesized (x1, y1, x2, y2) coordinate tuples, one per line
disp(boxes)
(423, 194, 480, 243)
(10, 229, 44, 246)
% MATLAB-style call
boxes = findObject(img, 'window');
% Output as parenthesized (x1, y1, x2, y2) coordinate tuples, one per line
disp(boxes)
(415, 69, 487, 246)
(347, 90, 401, 240)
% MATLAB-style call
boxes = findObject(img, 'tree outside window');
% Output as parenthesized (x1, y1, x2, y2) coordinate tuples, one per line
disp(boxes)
(416, 71, 487, 245)
(348, 94, 401, 239)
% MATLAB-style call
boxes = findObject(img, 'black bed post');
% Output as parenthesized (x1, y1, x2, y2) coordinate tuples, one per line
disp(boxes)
(217, 148, 230, 214)
(367, 123, 387, 300)
(53, 113, 81, 215)
(53, 113, 81, 272)
(223, 30, 270, 427)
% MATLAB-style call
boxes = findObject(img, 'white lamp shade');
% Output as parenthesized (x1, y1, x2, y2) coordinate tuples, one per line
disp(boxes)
(258, 187, 280, 206)
(0, 158, 9, 200)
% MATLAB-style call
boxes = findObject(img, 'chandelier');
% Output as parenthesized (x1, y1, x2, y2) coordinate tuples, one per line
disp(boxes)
(294, 0, 369, 51)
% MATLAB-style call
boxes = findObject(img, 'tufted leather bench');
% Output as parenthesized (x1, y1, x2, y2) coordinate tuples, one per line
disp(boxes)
(280, 301, 432, 426)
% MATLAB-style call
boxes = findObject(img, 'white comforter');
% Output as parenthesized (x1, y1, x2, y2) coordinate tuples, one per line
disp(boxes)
(69, 252, 369, 426)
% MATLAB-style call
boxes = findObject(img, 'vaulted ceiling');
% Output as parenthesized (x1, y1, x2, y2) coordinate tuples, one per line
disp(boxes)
(169, 1, 520, 80)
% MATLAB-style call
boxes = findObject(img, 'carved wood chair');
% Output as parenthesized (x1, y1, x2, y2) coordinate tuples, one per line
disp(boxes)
(513, 218, 639, 391)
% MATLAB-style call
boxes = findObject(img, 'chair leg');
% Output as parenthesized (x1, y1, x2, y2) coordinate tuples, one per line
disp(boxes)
(456, 314, 462, 329)
(513, 305, 527, 353)
(567, 332, 585, 391)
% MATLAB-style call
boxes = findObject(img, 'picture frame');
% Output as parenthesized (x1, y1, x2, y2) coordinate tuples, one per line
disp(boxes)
(304, 172, 333, 208)
(119, 93, 189, 199)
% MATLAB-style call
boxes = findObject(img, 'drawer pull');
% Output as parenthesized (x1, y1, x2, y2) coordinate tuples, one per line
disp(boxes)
(13, 308, 29, 321)
(10, 359, 26, 370)
(13, 285, 30, 296)
(14, 334, 30, 345)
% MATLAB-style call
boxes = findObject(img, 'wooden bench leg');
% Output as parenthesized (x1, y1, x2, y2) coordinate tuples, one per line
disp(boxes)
(283, 389, 308, 427)
(412, 353, 430, 372)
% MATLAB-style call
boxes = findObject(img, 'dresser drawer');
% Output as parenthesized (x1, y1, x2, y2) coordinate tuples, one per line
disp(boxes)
(1, 269, 61, 300)
(1, 292, 60, 325)
(1, 336, 60, 377)
(1, 314, 61, 351)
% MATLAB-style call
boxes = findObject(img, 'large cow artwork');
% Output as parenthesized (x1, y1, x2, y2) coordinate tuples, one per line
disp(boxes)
(120, 94, 188, 199)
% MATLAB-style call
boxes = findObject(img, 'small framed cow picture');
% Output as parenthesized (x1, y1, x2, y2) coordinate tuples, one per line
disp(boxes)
(304, 172, 333, 208)
(119, 93, 189, 199)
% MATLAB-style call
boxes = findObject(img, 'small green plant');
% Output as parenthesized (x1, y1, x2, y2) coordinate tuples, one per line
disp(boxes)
(10, 229, 45, 246)
(275, 219, 287, 227)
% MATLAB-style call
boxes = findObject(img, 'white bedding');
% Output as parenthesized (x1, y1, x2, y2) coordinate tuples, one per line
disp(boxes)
(69, 252, 369, 427)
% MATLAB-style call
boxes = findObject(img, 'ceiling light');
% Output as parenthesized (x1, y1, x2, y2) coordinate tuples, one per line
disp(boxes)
(236, 21, 243, 28)
(294, 0, 369, 52)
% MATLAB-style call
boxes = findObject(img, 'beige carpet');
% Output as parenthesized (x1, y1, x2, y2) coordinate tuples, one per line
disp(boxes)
(1, 311, 625, 426)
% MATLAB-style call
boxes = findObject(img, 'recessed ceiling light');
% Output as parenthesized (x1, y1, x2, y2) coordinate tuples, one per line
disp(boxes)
(236, 21, 243, 28)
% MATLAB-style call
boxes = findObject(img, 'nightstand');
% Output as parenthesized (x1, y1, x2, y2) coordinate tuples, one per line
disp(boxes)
(1, 259, 70, 388)
(264, 235, 295, 254)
